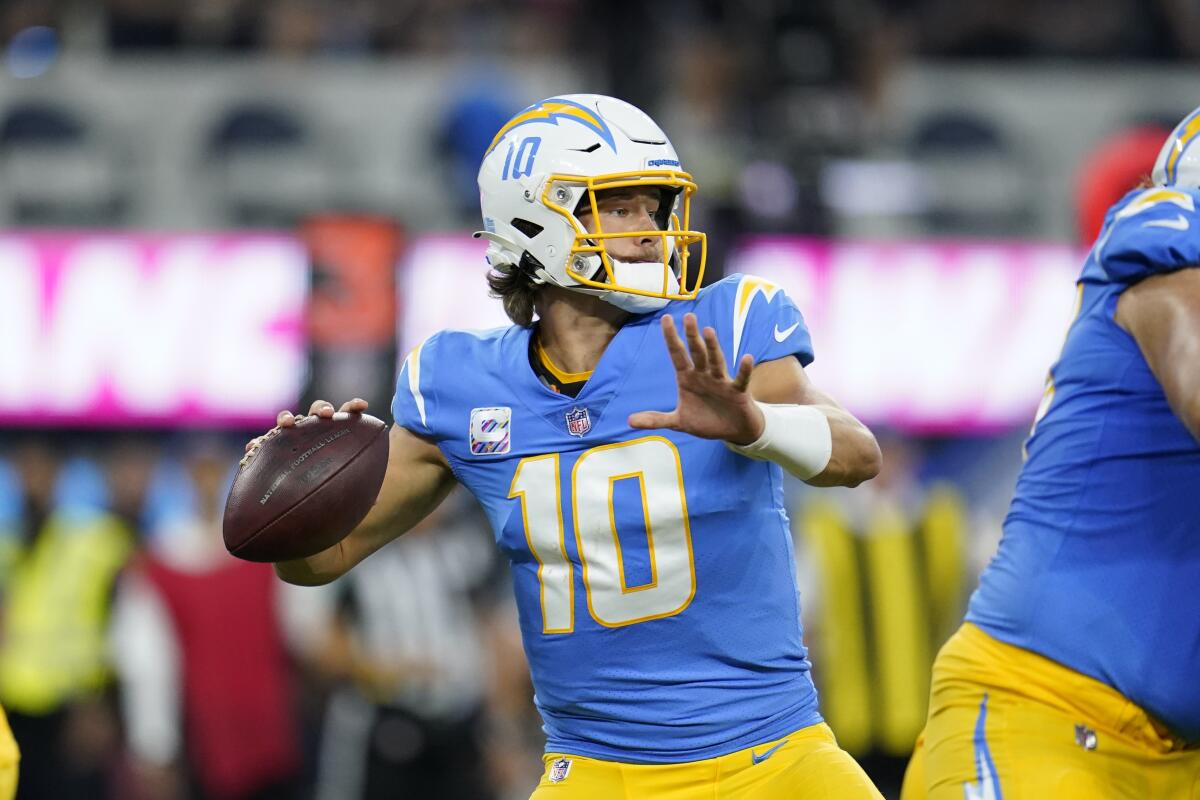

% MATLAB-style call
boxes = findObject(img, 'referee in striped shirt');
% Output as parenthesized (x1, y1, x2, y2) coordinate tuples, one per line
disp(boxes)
(287, 493, 514, 800)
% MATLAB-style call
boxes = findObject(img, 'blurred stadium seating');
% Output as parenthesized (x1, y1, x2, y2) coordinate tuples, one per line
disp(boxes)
(0, 101, 128, 225)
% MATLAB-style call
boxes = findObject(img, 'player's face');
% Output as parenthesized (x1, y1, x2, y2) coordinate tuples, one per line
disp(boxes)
(576, 187, 665, 264)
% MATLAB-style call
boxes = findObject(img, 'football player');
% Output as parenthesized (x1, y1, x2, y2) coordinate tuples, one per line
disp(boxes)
(901, 108, 1200, 799)
(268, 95, 884, 798)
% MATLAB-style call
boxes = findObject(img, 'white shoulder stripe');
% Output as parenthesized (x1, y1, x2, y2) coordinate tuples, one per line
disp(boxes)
(405, 340, 428, 427)
(732, 275, 781, 360)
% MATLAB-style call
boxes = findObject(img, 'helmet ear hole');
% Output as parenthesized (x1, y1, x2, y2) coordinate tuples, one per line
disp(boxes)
(511, 218, 544, 238)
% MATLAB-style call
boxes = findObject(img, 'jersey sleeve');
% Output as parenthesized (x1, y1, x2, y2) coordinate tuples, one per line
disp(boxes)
(720, 273, 815, 367)
(1096, 187, 1200, 285)
(391, 333, 439, 438)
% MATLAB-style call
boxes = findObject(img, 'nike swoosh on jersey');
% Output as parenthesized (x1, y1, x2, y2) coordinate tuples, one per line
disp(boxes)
(750, 739, 789, 765)
(1142, 214, 1190, 231)
(773, 322, 800, 343)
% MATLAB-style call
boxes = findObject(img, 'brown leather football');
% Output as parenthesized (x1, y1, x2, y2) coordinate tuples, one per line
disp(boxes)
(223, 411, 389, 563)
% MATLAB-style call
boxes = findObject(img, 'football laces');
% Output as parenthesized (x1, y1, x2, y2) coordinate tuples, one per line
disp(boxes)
(239, 422, 294, 468)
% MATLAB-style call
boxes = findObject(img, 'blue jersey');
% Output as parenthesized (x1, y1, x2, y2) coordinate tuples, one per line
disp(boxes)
(392, 274, 822, 762)
(967, 187, 1200, 741)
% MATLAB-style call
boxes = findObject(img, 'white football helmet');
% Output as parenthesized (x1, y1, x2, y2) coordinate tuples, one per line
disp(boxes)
(475, 94, 706, 313)
(1152, 106, 1200, 188)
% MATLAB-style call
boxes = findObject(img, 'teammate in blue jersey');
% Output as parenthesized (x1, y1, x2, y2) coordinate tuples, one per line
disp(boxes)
(262, 95, 883, 798)
(902, 108, 1200, 800)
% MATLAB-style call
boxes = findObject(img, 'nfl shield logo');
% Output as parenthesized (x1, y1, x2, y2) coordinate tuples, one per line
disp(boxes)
(565, 407, 591, 437)
(549, 757, 572, 783)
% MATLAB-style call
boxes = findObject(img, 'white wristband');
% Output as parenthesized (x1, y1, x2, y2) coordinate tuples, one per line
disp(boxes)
(725, 402, 833, 480)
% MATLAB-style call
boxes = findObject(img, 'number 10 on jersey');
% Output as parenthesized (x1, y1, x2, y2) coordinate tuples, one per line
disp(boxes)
(508, 436, 697, 633)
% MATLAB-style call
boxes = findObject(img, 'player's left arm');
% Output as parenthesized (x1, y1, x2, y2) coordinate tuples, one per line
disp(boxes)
(1114, 266, 1200, 440)
(746, 354, 882, 487)
(629, 313, 881, 487)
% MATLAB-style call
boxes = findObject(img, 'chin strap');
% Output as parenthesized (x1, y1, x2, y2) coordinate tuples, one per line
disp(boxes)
(584, 261, 674, 314)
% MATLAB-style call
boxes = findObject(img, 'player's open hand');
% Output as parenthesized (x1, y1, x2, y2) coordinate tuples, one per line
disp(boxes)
(629, 314, 765, 445)
(243, 398, 368, 454)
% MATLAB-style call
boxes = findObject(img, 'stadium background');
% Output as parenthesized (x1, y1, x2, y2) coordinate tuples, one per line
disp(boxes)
(0, 1, 1195, 798)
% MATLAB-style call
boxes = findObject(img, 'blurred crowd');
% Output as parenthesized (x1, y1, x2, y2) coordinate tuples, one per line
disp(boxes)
(4, 0, 1198, 60)
(0, 0, 1196, 237)
(0, 434, 543, 800)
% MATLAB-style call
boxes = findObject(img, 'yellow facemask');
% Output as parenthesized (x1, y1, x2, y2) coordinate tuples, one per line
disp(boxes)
(541, 170, 707, 300)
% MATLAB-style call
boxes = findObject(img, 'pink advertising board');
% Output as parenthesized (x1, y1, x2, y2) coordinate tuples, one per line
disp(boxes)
(0, 234, 308, 428)
(727, 238, 1085, 432)
(400, 235, 1087, 433)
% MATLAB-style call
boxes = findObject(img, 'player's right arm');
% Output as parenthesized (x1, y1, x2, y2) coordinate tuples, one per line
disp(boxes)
(1115, 266, 1200, 441)
(270, 399, 457, 586)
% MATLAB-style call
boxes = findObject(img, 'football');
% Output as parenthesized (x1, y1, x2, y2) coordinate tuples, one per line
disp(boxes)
(223, 411, 390, 563)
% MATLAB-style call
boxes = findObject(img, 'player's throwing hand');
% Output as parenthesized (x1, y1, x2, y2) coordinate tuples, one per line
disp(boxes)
(629, 313, 765, 445)
(243, 398, 368, 453)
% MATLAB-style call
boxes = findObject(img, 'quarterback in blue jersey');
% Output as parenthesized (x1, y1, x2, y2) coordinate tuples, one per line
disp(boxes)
(265, 95, 883, 798)
(902, 109, 1200, 800)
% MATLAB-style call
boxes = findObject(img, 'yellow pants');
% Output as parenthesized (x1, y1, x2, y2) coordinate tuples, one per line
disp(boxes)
(902, 623, 1200, 800)
(530, 722, 882, 799)
(0, 705, 18, 800)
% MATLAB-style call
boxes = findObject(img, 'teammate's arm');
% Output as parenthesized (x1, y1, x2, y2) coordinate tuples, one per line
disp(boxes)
(629, 313, 881, 488)
(268, 400, 457, 586)
(1114, 267, 1200, 440)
